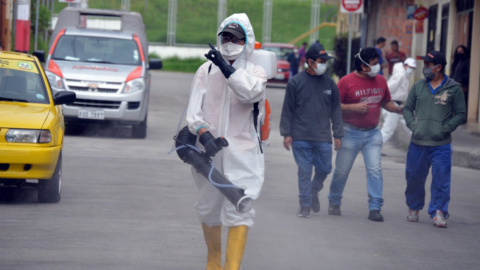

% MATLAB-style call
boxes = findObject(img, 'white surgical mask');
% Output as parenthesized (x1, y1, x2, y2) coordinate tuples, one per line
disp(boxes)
(220, 43, 245, 60)
(365, 64, 380, 77)
(314, 63, 327, 76)
(406, 67, 414, 75)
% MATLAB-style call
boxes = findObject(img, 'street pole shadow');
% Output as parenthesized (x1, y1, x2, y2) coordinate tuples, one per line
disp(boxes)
(0, 186, 38, 204)
(65, 123, 133, 139)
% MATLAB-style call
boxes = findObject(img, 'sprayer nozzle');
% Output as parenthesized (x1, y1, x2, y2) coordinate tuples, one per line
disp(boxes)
(236, 196, 253, 213)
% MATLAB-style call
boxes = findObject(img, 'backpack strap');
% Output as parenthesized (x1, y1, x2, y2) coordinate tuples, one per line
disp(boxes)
(253, 102, 259, 132)
(253, 101, 263, 154)
(247, 61, 263, 154)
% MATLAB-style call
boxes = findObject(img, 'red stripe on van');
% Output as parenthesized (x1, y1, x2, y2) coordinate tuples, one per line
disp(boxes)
(49, 28, 66, 55)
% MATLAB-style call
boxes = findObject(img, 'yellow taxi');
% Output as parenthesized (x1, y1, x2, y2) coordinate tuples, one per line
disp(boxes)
(0, 51, 75, 203)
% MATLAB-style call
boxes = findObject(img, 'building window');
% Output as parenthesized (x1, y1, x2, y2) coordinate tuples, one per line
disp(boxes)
(440, 4, 450, 56)
(456, 0, 474, 13)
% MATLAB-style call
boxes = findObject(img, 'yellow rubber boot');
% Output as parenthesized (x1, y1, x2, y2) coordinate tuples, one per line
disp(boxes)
(201, 223, 223, 270)
(224, 225, 249, 270)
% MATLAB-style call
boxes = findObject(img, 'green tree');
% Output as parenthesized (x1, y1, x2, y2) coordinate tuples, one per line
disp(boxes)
(31, 3, 51, 34)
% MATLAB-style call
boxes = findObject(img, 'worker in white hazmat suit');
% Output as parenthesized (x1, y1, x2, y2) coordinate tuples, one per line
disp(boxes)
(186, 13, 267, 270)
(381, 58, 416, 145)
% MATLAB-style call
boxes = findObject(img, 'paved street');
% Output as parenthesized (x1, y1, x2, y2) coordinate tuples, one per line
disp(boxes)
(1, 71, 479, 270)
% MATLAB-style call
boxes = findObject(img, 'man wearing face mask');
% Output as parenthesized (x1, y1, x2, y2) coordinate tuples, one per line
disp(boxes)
(187, 13, 267, 269)
(287, 45, 300, 80)
(403, 51, 466, 228)
(380, 58, 416, 146)
(280, 43, 343, 218)
(327, 47, 401, 222)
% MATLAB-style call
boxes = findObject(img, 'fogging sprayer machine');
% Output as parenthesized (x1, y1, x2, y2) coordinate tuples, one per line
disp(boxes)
(172, 126, 253, 213)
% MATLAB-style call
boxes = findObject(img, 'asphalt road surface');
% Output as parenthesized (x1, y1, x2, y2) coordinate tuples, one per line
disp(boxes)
(1, 71, 479, 270)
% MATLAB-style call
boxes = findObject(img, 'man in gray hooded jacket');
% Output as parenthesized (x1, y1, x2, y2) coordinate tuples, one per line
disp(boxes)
(280, 43, 343, 218)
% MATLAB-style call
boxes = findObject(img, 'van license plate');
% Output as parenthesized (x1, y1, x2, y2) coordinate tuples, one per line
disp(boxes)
(78, 110, 105, 120)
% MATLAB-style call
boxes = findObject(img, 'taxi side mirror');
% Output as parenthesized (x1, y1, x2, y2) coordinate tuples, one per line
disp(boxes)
(54, 91, 76, 105)
(148, 59, 162, 70)
(33, 50, 45, 62)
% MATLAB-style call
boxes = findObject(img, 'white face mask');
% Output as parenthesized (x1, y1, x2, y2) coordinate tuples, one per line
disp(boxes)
(365, 64, 380, 77)
(405, 67, 414, 75)
(314, 62, 327, 76)
(220, 43, 245, 60)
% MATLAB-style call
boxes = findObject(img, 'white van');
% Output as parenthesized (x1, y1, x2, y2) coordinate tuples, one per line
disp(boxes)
(45, 8, 162, 138)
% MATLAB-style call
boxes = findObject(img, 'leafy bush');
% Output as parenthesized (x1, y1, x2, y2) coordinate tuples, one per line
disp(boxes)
(161, 57, 207, 73)
(332, 35, 360, 79)
(53, 0, 338, 49)
(31, 3, 51, 34)
(149, 52, 161, 59)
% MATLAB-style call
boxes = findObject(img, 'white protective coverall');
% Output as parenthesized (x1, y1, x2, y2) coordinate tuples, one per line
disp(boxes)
(381, 62, 412, 145)
(186, 14, 267, 228)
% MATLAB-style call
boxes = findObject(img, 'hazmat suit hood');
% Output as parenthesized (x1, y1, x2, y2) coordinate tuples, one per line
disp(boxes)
(217, 13, 255, 63)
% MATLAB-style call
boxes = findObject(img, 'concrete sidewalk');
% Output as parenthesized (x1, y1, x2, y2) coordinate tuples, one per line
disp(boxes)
(391, 122, 480, 170)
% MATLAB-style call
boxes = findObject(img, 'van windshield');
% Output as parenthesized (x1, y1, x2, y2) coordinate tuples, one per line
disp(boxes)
(52, 35, 142, 66)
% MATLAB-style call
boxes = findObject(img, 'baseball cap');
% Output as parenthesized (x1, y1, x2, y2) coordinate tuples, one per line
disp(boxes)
(416, 51, 446, 66)
(218, 22, 246, 39)
(305, 43, 334, 61)
(404, 57, 416, 68)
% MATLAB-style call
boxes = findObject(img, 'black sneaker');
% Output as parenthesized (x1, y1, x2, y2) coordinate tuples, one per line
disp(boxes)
(368, 210, 384, 222)
(328, 205, 341, 216)
(298, 206, 311, 218)
(311, 193, 320, 213)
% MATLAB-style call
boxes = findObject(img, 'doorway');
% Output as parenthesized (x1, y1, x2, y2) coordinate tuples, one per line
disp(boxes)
(426, 4, 438, 53)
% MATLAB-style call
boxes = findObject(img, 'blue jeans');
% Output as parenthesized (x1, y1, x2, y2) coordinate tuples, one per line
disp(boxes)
(405, 143, 452, 219)
(328, 125, 384, 211)
(292, 140, 332, 207)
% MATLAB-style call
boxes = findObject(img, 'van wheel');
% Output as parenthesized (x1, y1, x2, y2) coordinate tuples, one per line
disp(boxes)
(132, 115, 147, 139)
(38, 152, 62, 203)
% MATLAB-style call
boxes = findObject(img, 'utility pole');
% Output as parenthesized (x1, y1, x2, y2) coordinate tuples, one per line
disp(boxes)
(309, 0, 320, 45)
(262, 0, 272, 44)
(34, 0, 39, 50)
(121, 0, 130, 11)
(166, 0, 177, 45)
(44, 0, 49, 42)
(217, 0, 227, 29)
(347, 13, 352, 74)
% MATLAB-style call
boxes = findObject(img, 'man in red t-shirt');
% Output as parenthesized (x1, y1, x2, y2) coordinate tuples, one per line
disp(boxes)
(385, 40, 407, 76)
(327, 47, 403, 222)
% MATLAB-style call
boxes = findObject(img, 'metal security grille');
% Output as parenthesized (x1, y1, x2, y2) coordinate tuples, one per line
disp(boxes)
(65, 79, 122, 94)
(68, 99, 121, 109)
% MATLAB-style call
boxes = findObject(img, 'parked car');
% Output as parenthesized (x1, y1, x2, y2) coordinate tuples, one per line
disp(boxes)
(0, 51, 76, 203)
(45, 8, 162, 138)
(262, 43, 295, 83)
